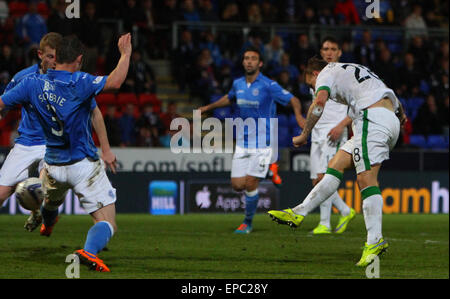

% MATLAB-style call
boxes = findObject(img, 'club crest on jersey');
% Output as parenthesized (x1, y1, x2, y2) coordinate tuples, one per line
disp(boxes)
(252, 88, 259, 96)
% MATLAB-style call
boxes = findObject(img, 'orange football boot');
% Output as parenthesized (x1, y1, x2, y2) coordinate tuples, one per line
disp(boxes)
(268, 163, 282, 187)
(40, 216, 59, 237)
(74, 249, 111, 272)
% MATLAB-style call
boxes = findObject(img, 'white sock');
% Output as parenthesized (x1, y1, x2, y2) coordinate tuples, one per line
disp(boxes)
(319, 198, 332, 228)
(331, 191, 351, 216)
(293, 169, 342, 216)
(362, 187, 384, 245)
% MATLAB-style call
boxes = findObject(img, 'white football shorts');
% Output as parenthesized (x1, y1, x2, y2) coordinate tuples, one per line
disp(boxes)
(231, 146, 273, 178)
(0, 144, 45, 186)
(340, 107, 400, 174)
(42, 158, 116, 214)
(310, 135, 347, 180)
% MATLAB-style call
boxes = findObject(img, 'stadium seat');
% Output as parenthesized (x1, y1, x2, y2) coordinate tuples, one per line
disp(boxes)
(409, 134, 427, 148)
(8, 1, 28, 18)
(117, 93, 138, 106)
(95, 93, 116, 106)
(138, 93, 160, 107)
(427, 135, 448, 149)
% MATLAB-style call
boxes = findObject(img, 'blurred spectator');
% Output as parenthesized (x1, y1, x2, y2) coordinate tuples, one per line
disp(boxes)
(334, 0, 360, 25)
(440, 95, 449, 136)
(79, 2, 101, 74)
(119, 103, 137, 146)
(103, 105, 122, 147)
(404, 4, 427, 37)
(340, 40, 356, 62)
(261, 0, 278, 23)
(300, 6, 318, 25)
(216, 61, 233, 94)
(373, 47, 396, 88)
(272, 53, 299, 84)
(264, 35, 285, 71)
(198, 0, 218, 22)
(123, 49, 156, 94)
(413, 94, 445, 135)
(138, 0, 158, 58)
(136, 103, 163, 146)
(160, 101, 181, 131)
(353, 30, 376, 68)
(0, 71, 9, 94)
(240, 30, 265, 61)
(289, 34, 316, 70)
(318, 6, 337, 25)
(172, 29, 197, 92)
(190, 48, 219, 105)
(157, 0, 180, 25)
(122, 0, 145, 33)
(221, 2, 241, 22)
(247, 3, 262, 24)
(396, 53, 423, 97)
(408, 36, 431, 73)
(0, 0, 8, 23)
(199, 31, 222, 67)
(0, 44, 20, 78)
(181, 0, 200, 22)
(17, 1, 47, 48)
(47, 0, 77, 36)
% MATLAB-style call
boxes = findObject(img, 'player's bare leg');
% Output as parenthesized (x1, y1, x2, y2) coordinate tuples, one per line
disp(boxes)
(0, 185, 14, 207)
(292, 150, 352, 216)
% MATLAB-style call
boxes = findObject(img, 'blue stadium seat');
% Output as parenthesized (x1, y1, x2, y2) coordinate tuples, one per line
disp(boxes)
(427, 135, 448, 149)
(409, 134, 427, 148)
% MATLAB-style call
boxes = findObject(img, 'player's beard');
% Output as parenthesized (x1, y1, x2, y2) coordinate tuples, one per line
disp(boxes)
(245, 67, 258, 76)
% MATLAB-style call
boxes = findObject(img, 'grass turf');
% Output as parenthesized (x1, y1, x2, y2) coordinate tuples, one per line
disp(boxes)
(0, 213, 448, 279)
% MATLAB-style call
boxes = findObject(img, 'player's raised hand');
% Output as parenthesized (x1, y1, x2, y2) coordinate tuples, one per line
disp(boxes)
(292, 133, 308, 148)
(102, 149, 117, 174)
(118, 33, 132, 57)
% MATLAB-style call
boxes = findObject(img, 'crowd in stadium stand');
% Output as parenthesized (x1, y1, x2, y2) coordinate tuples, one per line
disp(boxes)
(0, 0, 448, 149)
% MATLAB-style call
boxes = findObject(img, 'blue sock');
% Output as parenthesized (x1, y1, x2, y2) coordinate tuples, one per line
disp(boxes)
(84, 222, 113, 255)
(243, 191, 259, 226)
(40, 206, 58, 227)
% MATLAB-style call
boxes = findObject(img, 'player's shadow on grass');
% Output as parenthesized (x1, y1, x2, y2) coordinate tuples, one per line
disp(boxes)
(3, 245, 72, 264)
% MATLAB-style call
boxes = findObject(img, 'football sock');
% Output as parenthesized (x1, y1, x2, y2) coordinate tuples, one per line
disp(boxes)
(293, 168, 342, 217)
(361, 186, 383, 245)
(319, 198, 332, 228)
(331, 191, 351, 216)
(40, 205, 59, 227)
(243, 189, 259, 226)
(84, 221, 114, 255)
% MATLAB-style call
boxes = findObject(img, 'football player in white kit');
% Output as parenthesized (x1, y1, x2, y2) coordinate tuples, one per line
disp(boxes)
(268, 57, 407, 267)
(309, 37, 355, 235)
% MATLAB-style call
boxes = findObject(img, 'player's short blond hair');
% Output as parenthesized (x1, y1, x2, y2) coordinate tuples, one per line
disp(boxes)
(39, 32, 63, 52)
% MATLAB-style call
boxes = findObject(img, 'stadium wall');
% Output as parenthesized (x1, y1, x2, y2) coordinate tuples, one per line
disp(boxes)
(0, 170, 447, 215)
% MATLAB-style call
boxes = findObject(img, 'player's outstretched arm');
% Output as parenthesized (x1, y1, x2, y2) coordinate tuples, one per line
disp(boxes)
(198, 94, 231, 114)
(289, 96, 306, 129)
(292, 89, 328, 147)
(104, 33, 132, 92)
(91, 106, 117, 173)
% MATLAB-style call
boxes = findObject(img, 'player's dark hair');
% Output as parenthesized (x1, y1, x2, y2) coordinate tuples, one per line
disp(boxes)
(321, 36, 341, 49)
(242, 46, 263, 63)
(56, 35, 85, 64)
(305, 56, 328, 75)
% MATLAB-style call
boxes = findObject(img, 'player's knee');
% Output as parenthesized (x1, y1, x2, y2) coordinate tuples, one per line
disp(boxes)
(231, 180, 246, 192)
(0, 186, 13, 204)
(356, 174, 377, 191)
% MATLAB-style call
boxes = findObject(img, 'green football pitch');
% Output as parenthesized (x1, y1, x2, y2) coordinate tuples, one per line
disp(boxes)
(0, 213, 448, 279)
